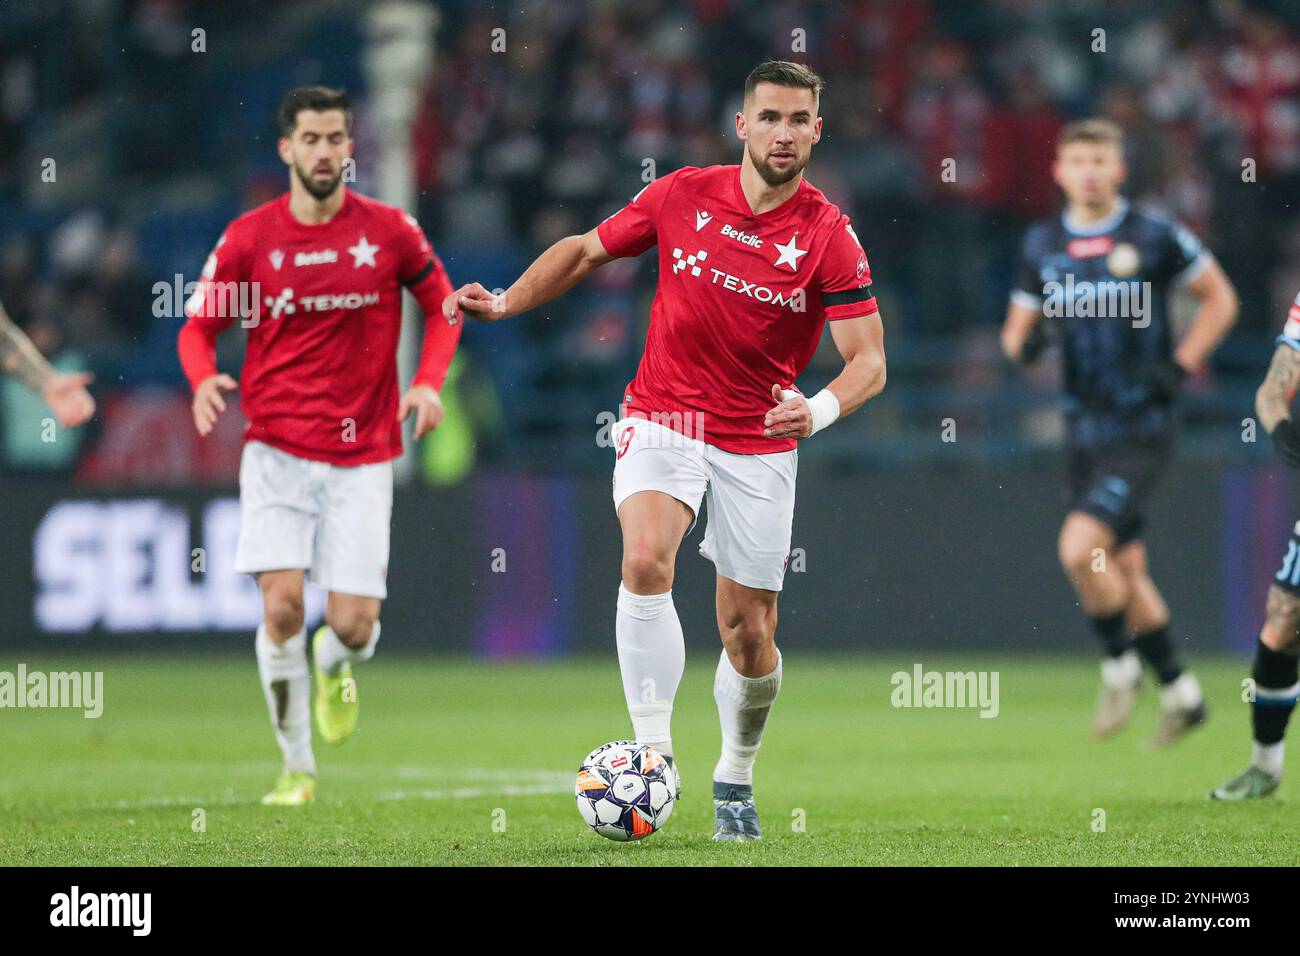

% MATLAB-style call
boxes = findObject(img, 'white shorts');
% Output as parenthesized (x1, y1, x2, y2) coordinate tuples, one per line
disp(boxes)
(611, 417, 797, 592)
(234, 440, 393, 599)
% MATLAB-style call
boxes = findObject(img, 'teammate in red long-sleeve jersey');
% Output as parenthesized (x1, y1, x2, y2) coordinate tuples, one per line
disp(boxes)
(177, 86, 461, 806)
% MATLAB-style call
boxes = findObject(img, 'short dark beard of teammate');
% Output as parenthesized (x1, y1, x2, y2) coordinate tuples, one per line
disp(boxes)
(747, 141, 806, 187)
(294, 161, 343, 201)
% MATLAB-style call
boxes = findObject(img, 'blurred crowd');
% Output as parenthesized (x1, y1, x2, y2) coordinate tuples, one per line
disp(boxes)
(1, 0, 1299, 476)
(419, 0, 1300, 334)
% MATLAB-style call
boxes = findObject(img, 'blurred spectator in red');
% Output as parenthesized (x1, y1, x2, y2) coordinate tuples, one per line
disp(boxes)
(986, 68, 1064, 220)
(1217, 6, 1300, 179)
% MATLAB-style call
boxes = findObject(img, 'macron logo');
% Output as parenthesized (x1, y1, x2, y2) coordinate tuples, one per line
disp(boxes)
(695, 210, 712, 232)
(50, 886, 151, 936)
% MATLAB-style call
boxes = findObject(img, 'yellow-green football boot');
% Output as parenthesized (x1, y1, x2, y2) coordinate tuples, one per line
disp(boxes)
(261, 770, 316, 806)
(313, 626, 359, 745)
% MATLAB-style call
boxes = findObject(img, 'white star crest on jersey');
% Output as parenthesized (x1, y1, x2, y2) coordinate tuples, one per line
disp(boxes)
(348, 235, 380, 268)
(772, 234, 807, 271)
(695, 210, 712, 232)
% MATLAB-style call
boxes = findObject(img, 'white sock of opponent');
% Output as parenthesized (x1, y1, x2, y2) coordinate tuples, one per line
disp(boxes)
(314, 622, 382, 678)
(255, 625, 315, 776)
(616, 584, 685, 757)
(1252, 740, 1285, 778)
(713, 649, 782, 787)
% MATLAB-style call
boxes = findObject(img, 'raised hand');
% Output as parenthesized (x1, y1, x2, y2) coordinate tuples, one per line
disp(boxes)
(442, 283, 506, 324)
(41, 371, 96, 428)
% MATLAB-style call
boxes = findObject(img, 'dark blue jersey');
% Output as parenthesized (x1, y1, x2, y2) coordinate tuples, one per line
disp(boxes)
(1011, 199, 1208, 448)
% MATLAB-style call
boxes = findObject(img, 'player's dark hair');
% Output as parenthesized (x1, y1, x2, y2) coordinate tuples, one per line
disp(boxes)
(279, 86, 352, 137)
(744, 60, 823, 104)
(1057, 118, 1124, 151)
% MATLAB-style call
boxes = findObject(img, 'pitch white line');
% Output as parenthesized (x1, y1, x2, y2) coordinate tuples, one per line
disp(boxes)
(95, 794, 246, 810)
(389, 767, 570, 782)
(68, 762, 567, 780)
(78, 768, 572, 811)
(377, 782, 572, 802)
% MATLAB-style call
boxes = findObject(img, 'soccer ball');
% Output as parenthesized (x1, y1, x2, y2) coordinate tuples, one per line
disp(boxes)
(575, 740, 677, 841)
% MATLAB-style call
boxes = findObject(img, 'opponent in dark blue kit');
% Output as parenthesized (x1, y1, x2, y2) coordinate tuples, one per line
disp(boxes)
(1001, 119, 1239, 745)
(1212, 291, 1300, 799)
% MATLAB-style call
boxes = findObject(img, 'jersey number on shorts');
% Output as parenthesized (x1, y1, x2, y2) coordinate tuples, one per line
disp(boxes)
(616, 426, 635, 460)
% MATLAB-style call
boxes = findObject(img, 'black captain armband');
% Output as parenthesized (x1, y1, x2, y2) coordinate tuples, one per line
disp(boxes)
(1271, 419, 1300, 469)
(822, 284, 873, 307)
(401, 259, 435, 288)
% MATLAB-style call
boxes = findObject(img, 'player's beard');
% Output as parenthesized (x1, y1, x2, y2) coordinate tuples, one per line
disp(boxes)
(294, 161, 343, 201)
(748, 141, 807, 187)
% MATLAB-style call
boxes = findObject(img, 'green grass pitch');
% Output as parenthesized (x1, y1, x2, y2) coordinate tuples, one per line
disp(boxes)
(2, 653, 1297, 866)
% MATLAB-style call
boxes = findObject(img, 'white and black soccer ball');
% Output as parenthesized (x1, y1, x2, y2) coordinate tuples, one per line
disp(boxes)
(575, 740, 677, 841)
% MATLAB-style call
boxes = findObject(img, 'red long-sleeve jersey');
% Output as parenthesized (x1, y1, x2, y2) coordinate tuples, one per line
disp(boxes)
(178, 189, 459, 465)
(597, 165, 878, 453)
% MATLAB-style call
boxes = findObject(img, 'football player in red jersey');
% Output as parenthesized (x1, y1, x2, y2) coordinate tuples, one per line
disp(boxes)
(178, 87, 461, 806)
(445, 62, 887, 840)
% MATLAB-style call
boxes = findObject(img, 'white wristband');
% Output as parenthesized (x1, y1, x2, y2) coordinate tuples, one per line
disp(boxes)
(781, 387, 840, 436)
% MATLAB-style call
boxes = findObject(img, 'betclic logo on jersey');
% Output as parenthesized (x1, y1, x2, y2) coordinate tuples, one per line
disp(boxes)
(670, 247, 806, 313)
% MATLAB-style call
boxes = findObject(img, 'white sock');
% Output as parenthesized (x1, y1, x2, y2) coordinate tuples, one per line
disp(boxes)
(1159, 671, 1202, 711)
(255, 625, 315, 776)
(1100, 649, 1141, 688)
(1252, 741, 1285, 778)
(315, 621, 381, 677)
(713, 649, 782, 786)
(616, 584, 684, 757)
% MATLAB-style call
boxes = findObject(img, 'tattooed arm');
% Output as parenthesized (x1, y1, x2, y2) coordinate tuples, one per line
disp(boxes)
(1263, 584, 1300, 652)
(1259, 344, 1300, 467)
(0, 300, 95, 427)
(1258, 344, 1300, 433)
(0, 300, 56, 390)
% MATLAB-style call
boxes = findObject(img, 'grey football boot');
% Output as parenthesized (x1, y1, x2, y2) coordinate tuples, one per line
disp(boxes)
(712, 782, 761, 842)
